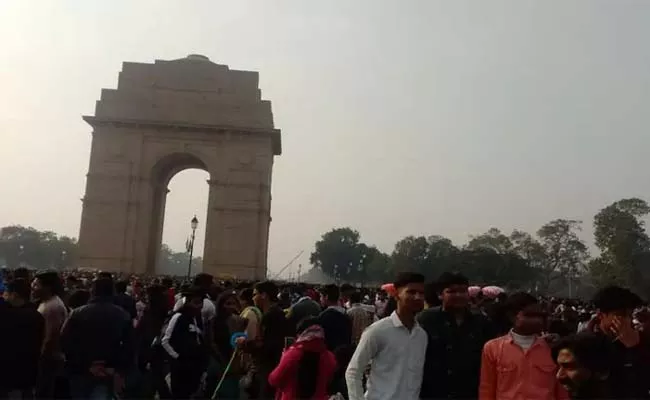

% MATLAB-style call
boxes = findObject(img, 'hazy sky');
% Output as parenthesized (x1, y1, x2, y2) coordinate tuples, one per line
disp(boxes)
(1, 0, 649, 277)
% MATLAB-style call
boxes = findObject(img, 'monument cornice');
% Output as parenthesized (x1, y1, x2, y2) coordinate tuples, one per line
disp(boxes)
(82, 116, 282, 155)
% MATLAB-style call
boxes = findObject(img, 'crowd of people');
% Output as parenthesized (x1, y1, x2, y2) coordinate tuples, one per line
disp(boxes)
(0, 266, 649, 400)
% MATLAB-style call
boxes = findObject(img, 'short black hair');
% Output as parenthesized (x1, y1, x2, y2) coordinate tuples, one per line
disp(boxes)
(98, 272, 113, 280)
(115, 280, 128, 294)
(321, 284, 340, 303)
(184, 285, 205, 301)
(13, 267, 30, 280)
(394, 272, 425, 289)
(592, 286, 642, 313)
(67, 290, 91, 309)
(552, 332, 613, 374)
(504, 292, 537, 315)
(34, 271, 63, 296)
(193, 273, 214, 288)
(240, 287, 254, 304)
(6, 278, 30, 300)
(92, 277, 115, 297)
(255, 281, 279, 300)
(349, 291, 362, 304)
(92, 278, 115, 297)
(437, 271, 469, 292)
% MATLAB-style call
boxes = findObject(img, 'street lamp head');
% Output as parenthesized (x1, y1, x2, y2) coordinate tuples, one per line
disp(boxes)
(191, 216, 199, 230)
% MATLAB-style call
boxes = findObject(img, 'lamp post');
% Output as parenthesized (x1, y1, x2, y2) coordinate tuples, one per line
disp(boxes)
(18, 244, 25, 268)
(60, 250, 67, 271)
(186, 216, 199, 280)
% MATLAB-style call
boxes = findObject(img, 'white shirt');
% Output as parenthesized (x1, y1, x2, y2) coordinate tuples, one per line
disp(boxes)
(173, 297, 216, 327)
(345, 311, 428, 400)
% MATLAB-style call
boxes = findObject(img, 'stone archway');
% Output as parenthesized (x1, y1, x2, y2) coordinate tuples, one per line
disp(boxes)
(77, 55, 281, 280)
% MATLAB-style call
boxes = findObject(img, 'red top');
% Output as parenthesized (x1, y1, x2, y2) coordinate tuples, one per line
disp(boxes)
(268, 338, 337, 400)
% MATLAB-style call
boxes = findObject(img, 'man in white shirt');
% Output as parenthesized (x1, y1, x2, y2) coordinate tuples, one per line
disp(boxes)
(173, 274, 216, 329)
(346, 272, 428, 400)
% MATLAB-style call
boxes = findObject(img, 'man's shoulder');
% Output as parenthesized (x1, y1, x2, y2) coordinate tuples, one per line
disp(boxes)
(365, 315, 395, 333)
(483, 334, 508, 349)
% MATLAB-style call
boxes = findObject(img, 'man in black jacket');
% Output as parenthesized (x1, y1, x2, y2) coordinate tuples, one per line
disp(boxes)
(161, 286, 208, 399)
(318, 284, 352, 351)
(0, 279, 45, 398)
(114, 279, 137, 321)
(418, 272, 495, 399)
(591, 285, 650, 399)
(60, 277, 134, 399)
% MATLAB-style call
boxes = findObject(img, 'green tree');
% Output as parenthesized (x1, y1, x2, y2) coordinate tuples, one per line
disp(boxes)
(310, 227, 371, 282)
(466, 228, 513, 254)
(0, 225, 77, 269)
(535, 219, 589, 293)
(363, 247, 393, 283)
(390, 235, 459, 280)
(591, 198, 650, 291)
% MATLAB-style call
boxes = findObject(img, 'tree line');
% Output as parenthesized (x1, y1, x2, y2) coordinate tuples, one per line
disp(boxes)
(309, 198, 650, 297)
(0, 226, 201, 275)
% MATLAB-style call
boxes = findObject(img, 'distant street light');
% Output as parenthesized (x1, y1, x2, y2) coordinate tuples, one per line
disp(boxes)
(186, 216, 199, 280)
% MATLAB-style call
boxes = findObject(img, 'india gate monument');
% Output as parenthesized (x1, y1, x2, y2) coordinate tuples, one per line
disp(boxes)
(77, 54, 281, 280)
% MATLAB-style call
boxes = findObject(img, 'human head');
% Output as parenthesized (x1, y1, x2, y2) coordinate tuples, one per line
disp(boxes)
(506, 292, 546, 336)
(32, 271, 63, 301)
(91, 278, 115, 298)
(320, 284, 340, 307)
(437, 271, 469, 310)
(253, 281, 278, 311)
(161, 277, 173, 289)
(183, 286, 205, 313)
(239, 287, 254, 308)
(349, 291, 362, 305)
(67, 289, 91, 310)
(97, 271, 113, 281)
(553, 332, 613, 396)
(13, 267, 31, 281)
(340, 284, 355, 302)
(592, 285, 642, 338)
(193, 273, 214, 291)
(393, 272, 425, 315)
(3, 278, 31, 306)
(216, 290, 240, 317)
(115, 279, 128, 295)
(146, 284, 168, 313)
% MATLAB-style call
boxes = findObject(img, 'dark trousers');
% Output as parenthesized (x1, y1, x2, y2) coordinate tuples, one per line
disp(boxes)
(170, 362, 203, 399)
(35, 357, 63, 399)
(67, 375, 112, 400)
(0, 388, 33, 400)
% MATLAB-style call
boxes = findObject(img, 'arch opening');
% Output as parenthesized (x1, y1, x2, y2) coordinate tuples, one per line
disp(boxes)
(146, 153, 210, 275)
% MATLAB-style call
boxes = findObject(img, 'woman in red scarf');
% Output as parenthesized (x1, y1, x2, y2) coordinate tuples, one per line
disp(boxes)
(268, 318, 337, 400)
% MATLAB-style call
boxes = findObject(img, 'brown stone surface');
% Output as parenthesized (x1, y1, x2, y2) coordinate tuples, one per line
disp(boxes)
(78, 55, 281, 280)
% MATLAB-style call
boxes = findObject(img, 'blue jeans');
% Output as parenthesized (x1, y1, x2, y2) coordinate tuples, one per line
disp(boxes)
(67, 375, 112, 400)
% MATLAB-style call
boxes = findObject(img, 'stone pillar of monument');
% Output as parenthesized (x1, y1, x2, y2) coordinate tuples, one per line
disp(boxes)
(77, 55, 281, 279)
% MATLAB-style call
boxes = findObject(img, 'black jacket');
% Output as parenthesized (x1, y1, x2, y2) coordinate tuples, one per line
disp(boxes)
(259, 304, 291, 369)
(114, 292, 137, 320)
(61, 296, 135, 375)
(417, 307, 496, 399)
(603, 331, 650, 399)
(161, 308, 207, 368)
(318, 306, 352, 352)
(0, 303, 45, 390)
